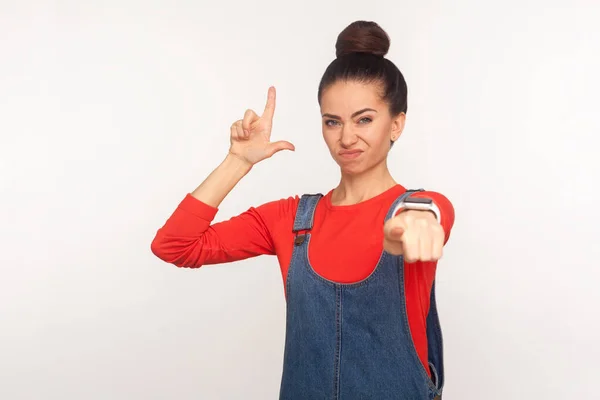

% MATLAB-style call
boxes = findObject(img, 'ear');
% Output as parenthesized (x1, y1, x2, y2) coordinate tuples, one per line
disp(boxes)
(390, 112, 406, 142)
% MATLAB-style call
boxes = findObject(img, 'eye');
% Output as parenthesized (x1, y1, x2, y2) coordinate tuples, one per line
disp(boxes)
(325, 119, 340, 127)
(358, 117, 372, 124)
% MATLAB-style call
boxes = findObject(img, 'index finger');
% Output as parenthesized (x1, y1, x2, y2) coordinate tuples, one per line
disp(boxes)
(384, 219, 405, 241)
(262, 86, 276, 120)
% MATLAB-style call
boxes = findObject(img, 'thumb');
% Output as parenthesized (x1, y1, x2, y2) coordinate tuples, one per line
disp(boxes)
(266, 140, 295, 157)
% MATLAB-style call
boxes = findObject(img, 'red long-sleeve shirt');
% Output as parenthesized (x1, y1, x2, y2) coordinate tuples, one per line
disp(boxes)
(151, 184, 455, 376)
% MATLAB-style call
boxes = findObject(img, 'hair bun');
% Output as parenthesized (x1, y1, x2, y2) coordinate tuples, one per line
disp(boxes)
(335, 21, 390, 58)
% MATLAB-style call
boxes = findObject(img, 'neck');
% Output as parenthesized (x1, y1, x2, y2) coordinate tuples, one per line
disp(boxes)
(331, 161, 397, 206)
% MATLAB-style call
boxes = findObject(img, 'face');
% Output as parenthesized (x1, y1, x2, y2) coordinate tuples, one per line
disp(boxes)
(320, 80, 405, 175)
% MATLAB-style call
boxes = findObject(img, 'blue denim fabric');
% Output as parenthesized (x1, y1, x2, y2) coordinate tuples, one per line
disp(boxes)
(279, 190, 444, 400)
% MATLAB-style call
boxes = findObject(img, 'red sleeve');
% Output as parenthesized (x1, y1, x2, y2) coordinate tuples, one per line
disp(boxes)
(411, 191, 455, 244)
(150, 194, 294, 268)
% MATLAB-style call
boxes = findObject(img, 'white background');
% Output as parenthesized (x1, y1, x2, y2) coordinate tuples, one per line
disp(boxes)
(1, 1, 599, 399)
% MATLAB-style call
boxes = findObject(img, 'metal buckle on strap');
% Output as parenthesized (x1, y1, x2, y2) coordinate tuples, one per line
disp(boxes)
(294, 230, 307, 246)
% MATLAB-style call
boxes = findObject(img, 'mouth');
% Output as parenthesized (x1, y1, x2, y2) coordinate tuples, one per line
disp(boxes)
(338, 150, 364, 160)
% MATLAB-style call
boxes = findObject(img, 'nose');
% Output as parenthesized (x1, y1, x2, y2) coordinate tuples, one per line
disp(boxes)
(340, 125, 358, 148)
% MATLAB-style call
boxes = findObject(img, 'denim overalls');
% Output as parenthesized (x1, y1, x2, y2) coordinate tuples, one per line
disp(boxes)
(279, 190, 444, 400)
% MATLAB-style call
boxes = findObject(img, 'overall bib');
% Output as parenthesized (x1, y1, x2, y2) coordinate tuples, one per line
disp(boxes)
(279, 190, 444, 400)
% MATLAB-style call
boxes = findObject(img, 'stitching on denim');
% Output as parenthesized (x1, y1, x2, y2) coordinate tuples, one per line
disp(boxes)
(292, 197, 306, 232)
(333, 285, 342, 400)
(428, 281, 445, 393)
(285, 231, 305, 301)
(293, 194, 322, 232)
(305, 195, 320, 231)
(397, 257, 439, 392)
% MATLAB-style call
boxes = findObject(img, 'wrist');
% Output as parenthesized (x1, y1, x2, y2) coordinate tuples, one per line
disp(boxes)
(393, 196, 441, 224)
(397, 209, 437, 222)
(224, 152, 253, 175)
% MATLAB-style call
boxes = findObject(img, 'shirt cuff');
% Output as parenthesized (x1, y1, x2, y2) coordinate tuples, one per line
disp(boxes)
(178, 193, 219, 222)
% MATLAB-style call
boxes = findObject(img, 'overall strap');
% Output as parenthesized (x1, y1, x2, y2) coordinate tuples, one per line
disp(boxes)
(384, 188, 425, 221)
(292, 194, 323, 233)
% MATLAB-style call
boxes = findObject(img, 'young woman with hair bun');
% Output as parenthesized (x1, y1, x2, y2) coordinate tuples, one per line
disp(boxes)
(152, 20, 454, 400)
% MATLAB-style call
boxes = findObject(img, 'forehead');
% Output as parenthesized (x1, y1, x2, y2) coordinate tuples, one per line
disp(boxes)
(320, 80, 385, 112)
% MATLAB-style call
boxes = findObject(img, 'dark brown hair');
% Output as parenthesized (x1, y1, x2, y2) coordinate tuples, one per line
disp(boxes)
(317, 21, 408, 117)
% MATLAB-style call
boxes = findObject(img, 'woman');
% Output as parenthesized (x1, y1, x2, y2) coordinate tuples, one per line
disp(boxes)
(152, 20, 454, 400)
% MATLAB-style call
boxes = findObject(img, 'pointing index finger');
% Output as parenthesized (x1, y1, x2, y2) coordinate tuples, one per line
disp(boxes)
(262, 86, 276, 121)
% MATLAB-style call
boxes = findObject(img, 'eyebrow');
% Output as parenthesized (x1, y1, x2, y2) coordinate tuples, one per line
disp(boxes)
(322, 108, 378, 120)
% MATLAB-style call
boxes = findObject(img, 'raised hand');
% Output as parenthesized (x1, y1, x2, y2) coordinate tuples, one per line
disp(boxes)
(228, 86, 295, 166)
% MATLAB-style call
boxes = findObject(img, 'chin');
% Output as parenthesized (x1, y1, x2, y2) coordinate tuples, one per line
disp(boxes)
(337, 162, 367, 176)
(335, 156, 386, 176)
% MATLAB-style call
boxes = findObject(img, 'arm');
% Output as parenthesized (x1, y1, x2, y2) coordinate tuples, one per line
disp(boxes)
(150, 192, 282, 268)
(151, 86, 294, 268)
(190, 153, 252, 208)
(150, 155, 257, 267)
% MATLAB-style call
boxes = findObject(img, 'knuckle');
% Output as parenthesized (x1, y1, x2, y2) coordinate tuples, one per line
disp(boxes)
(402, 213, 414, 224)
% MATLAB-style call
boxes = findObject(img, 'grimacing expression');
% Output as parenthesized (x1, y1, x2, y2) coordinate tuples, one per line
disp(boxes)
(320, 80, 405, 175)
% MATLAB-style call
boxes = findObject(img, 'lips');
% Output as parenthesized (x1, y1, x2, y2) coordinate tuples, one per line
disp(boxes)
(338, 149, 364, 159)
